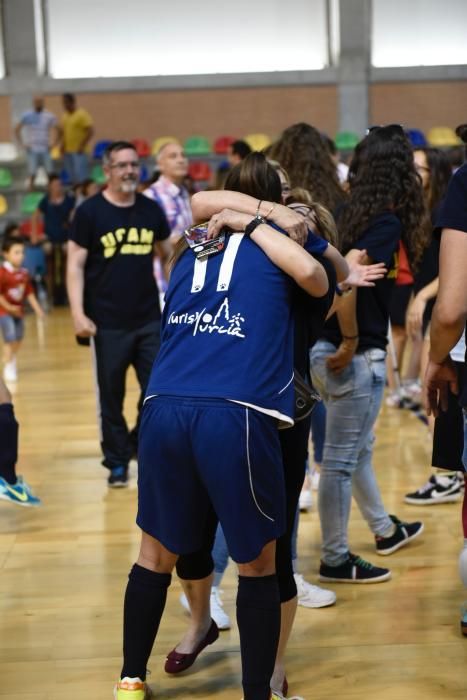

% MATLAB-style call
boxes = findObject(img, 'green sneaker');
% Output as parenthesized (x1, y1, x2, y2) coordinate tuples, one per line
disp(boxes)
(114, 677, 151, 700)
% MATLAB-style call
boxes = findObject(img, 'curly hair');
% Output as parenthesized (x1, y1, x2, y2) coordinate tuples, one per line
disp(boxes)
(339, 126, 430, 270)
(267, 123, 346, 213)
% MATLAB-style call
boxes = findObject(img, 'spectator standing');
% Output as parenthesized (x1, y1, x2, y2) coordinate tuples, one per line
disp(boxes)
(144, 142, 192, 295)
(67, 141, 171, 487)
(15, 96, 60, 190)
(60, 93, 94, 184)
(32, 175, 75, 306)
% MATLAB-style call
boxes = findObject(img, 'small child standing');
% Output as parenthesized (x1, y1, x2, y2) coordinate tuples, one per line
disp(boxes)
(0, 236, 44, 382)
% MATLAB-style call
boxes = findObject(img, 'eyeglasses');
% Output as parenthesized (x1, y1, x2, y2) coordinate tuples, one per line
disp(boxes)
(109, 161, 140, 171)
(366, 124, 405, 136)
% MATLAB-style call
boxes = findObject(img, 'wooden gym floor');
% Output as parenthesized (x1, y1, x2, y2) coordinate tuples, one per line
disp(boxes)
(0, 310, 466, 700)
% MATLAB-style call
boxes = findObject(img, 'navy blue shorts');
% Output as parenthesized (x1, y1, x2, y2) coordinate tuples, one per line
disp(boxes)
(137, 396, 286, 564)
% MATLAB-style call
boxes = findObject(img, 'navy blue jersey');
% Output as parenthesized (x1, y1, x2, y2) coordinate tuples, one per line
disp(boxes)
(146, 232, 295, 424)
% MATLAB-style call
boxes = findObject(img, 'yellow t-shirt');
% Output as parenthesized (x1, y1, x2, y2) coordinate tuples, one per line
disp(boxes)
(61, 108, 93, 153)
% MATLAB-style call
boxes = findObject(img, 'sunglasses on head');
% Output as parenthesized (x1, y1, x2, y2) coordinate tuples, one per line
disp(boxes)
(366, 124, 405, 136)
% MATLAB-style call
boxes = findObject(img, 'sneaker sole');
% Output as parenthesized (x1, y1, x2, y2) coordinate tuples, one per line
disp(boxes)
(404, 493, 462, 505)
(319, 571, 391, 583)
(0, 493, 41, 507)
(108, 481, 129, 489)
(376, 523, 424, 556)
(297, 595, 337, 608)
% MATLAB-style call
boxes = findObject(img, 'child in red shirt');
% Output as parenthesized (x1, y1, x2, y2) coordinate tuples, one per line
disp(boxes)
(0, 236, 44, 382)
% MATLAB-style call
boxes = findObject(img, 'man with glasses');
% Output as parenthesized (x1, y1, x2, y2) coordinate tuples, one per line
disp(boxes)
(67, 141, 171, 487)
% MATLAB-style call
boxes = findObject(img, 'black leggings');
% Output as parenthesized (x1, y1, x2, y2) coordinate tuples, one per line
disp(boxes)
(176, 415, 311, 603)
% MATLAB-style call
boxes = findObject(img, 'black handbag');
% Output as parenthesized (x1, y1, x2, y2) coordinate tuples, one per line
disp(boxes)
(294, 369, 322, 422)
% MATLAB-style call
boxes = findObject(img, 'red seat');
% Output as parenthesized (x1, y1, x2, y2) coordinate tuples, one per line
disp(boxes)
(131, 139, 151, 158)
(188, 161, 212, 182)
(214, 136, 237, 155)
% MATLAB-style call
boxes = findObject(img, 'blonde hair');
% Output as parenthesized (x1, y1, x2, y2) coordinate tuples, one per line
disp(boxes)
(286, 187, 339, 247)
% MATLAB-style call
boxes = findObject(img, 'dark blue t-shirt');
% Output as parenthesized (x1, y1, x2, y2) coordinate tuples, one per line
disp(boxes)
(322, 212, 402, 352)
(39, 193, 75, 243)
(435, 163, 467, 407)
(146, 232, 296, 424)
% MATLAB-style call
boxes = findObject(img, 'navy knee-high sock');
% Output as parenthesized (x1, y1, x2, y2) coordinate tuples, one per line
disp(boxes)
(237, 574, 281, 700)
(0, 404, 18, 484)
(121, 564, 171, 681)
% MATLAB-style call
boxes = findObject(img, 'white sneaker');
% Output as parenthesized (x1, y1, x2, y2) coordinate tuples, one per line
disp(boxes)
(179, 586, 231, 630)
(3, 360, 17, 382)
(294, 573, 336, 608)
(298, 486, 312, 512)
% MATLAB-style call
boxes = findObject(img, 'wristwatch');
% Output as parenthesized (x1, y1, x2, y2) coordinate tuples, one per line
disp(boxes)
(244, 215, 266, 237)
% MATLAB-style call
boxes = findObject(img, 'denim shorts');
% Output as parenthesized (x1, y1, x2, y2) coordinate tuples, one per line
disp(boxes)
(26, 150, 53, 176)
(0, 315, 24, 343)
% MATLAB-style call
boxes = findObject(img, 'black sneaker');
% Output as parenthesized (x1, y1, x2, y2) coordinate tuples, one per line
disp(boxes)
(108, 465, 129, 488)
(319, 552, 391, 583)
(404, 473, 463, 505)
(375, 514, 423, 555)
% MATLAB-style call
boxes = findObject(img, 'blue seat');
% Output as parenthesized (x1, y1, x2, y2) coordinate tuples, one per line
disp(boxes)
(407, 129, 427, 148)
(93, 140, 113, 160)
(60, 168, 72, 186)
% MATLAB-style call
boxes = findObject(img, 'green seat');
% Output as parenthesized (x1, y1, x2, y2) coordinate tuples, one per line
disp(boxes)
(334, 131, 360, 151)
(21, 192, 43, 215)
(0, 168, 12, 188)
(183, 135, 211, 156)
(91, 164, 106, 184)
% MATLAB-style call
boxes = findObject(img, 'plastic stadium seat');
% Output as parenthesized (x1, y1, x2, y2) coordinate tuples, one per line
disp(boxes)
(214, 136, 236, 155)
(131, 139, 151, 158)
(34, 167, 49, 188)
(334, 131, 360, 150)
(188, 161, 212, 181)
(152, 137, 180, 156)
(21, 192, 43, 215)
(93, 140, 113, 160)
(50, 145, 61, 160)
(183, 136, 211, 156)
(427, 126, 461, 147)
(0, 143, 19, 161)
(91, 164, 106, 184)
(139, 163, 150, 183)
(0, 194, 8, 215)
(244, 133, 271, 152)
(0, 168, 12, 188)
(406, 129, 427, 148)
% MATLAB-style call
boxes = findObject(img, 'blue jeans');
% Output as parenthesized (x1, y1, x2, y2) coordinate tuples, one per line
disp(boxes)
(64, 152, 89, 183)
(0, 316, 24, 343)
(26, 149, 53, 176)
(212, 523, 230, 576)
(310, 399, 326, 464)
(310, 340, 393, 566)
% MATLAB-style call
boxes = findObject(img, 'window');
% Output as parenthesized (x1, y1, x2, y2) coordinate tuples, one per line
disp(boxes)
(45, 0, 331, 78)
(372, 0, 467, 67)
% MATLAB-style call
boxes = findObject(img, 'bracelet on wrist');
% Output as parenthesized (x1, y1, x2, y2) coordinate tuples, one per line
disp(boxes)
(244, 215, 266, 238)
(264, 203, 276, 219)
(342, 334, 359, 340)
(255, 199, 263, 216)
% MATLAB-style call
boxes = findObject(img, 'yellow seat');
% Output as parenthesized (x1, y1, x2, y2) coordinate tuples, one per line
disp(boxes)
(50, 145, 61, 160)
(244, 133, 271, 152)
(427, 127, 461, 147)
(152, 137, 180, 156)
(0, 194, 8, 215)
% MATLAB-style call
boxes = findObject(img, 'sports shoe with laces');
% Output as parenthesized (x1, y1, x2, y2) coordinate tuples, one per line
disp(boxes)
(108, 465, 129, 488)
(180, 585, 231, 630)
(0, 476, 41, 507)
(404, 473, 463, 505)
(375, 514, 423, 555)
(319, 552, 391, 583)
(3, 359, 17, 382)
(114, 676, 152, 699)
(294, 573, 336, 608)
